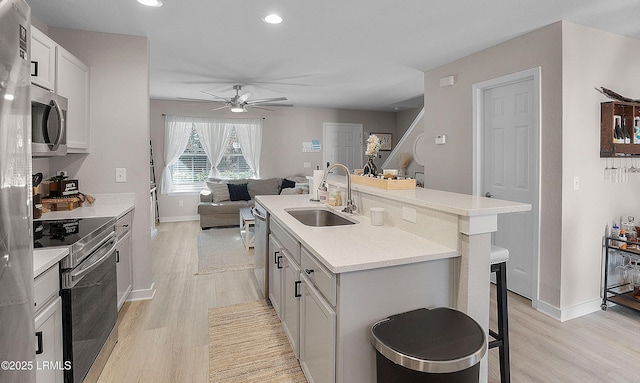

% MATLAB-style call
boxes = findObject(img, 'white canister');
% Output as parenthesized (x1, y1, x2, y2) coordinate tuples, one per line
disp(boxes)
(370, 207, 384, 226)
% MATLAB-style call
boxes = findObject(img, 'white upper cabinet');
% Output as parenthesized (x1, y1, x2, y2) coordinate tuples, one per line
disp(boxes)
(30, 26, 56, 91)
(56, 46, 90, 152)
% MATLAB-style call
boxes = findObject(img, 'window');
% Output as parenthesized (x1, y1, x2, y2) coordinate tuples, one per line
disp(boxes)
(216, 127, 255, 179)
(162, 115, 262, 195)
(168, 127, 211, 191)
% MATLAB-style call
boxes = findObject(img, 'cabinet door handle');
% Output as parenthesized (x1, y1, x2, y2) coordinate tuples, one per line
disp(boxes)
(276, 255, 283, 269)
(305, 269, 314, 275)
(35, 331, 43, 355)
(274, 251, 280, 265)
(294, 281, 301, 297)
(116, 250, 120, 263)
(31, 61, 38, 76)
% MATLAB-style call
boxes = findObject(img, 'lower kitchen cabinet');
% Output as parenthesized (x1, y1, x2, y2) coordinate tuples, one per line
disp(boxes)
(116, 211, 133, 311)
(34, 264, 64, 383)
(300, 273, 336, 383)
(282, 251, 301, 358)
(115, 230, 132, 310)
(268, 234, 283, 317)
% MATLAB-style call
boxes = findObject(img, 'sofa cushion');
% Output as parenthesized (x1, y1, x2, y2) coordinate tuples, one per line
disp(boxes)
(228, 183, 251, 201)
(247, 178, 280, 199)
(280, 178, 296, 190)
(208, 182, 231, 203)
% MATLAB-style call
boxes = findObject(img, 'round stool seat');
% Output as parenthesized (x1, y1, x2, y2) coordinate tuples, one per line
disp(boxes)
(490, 245, 509, 265)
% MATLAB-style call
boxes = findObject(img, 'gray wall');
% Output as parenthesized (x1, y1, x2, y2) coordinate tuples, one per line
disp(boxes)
(423, 22, 563, 308)
(46, 28, 154, 297)
(561, 22, 640, 310)
(150, 100, 399, 221)
(422, 20, 640, 315)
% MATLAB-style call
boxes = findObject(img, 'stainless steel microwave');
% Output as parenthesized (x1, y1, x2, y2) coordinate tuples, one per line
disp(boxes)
(32, 85, 67, 157)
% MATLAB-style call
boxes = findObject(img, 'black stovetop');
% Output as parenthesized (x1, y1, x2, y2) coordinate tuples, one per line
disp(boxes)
(33, 217, 114, 249)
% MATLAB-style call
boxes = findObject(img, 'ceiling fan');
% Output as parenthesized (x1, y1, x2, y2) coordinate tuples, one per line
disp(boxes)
(180, 85, 288, 112)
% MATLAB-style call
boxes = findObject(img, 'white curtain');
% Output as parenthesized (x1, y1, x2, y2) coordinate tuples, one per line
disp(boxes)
(194, 118, 231, 178)
(161, 115, 193, 194)
(234, 118, 263, 178)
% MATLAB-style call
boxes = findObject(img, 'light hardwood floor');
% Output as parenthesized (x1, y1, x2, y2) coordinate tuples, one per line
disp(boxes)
(97, 221, 640, 383)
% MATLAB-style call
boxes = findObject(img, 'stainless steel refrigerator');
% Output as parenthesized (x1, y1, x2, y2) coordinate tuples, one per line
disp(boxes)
(0, 1, 35, 382)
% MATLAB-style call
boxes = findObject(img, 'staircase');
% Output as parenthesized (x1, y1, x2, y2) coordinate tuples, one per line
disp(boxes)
(381, 107, 425, 179)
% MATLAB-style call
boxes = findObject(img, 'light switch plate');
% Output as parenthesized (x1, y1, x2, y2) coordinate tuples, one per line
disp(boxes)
(115, 168, 126, 183)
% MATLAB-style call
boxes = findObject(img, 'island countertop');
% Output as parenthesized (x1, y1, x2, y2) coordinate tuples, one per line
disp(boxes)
(256, 194, 458, 274)
(325, 174, 532, 217)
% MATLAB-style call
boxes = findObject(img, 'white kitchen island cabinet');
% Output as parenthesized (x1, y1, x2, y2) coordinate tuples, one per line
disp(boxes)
(282, 250, 301, 358)
(300, 273, 336, 383)
(257, 181, 529, 383)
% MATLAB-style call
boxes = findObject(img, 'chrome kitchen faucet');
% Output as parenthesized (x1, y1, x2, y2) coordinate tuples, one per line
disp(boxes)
(318, 163, 357, 214)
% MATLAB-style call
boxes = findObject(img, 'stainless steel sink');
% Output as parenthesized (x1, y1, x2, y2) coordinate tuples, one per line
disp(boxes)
(286, 208, 357, 227)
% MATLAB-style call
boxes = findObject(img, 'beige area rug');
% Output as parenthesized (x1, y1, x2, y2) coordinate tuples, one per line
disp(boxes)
(197, 227, 255, 274)
(209, 300, 307, 383)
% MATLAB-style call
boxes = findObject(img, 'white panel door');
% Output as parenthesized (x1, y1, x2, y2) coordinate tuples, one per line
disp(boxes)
(483, 78, 536, 299)
(323, 123, 363, 171)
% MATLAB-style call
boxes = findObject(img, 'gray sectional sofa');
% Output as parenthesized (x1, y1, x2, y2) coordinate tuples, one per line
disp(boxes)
(198, 175, 308, 229)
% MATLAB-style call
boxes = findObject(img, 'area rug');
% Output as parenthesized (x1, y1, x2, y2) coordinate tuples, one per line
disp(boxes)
(197, 227, 254, 274)
(208, 300, 306, 383)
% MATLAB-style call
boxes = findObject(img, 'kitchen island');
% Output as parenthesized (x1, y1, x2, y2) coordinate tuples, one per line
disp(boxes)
(257, 179, 529, 383)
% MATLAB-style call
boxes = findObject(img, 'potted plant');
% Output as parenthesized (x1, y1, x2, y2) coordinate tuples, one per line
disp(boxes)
(48, 171, 68, 197)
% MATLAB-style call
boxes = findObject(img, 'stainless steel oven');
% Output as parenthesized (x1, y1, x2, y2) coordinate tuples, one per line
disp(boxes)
(34, 217, 118, 383)
(31, 84, 67, 157)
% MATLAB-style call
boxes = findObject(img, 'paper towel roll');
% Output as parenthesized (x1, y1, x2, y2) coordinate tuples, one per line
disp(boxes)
(311, 169, 325, 200)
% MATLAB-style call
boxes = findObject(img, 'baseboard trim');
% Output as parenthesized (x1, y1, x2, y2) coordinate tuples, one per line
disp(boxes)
(127, 282, 156, 302)
(159, 215, 199, 223)
(536, 298, 602, 322)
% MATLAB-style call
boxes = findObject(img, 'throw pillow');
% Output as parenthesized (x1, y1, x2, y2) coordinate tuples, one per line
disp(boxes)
(227, 183, 251, 201)
(208, 182, 230, 203)
(280, 178, 296, 191)
(247, 178, 280, 199)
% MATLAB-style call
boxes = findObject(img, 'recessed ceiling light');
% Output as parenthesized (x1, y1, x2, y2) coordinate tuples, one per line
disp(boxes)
(262, 14, 283, 24)
(4, 94, 14, 101)
(137, 0, 163, 7)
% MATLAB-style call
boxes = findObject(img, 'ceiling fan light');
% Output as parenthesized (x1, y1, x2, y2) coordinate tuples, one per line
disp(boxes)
(262, 14, 283, 24)
(230, 105, 245, 113)
(137, 0, 163, 7)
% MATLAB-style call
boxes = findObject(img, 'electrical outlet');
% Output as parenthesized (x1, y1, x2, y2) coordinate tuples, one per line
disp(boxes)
(115, 168, 126, 183)
(179, 200, 184, 207)
(402, 206, 417, 223)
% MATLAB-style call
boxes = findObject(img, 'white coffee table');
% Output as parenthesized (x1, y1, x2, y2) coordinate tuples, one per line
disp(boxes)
(239, 207, 255, 251)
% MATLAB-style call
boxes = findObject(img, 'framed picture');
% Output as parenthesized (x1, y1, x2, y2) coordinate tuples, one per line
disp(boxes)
(414, 171, 424, 188)
(372, 133, 392, 151)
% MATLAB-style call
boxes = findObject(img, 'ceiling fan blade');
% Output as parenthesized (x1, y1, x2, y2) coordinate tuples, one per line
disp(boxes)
(248, 105, 275, 111)
(211, 105, 230, 111)
(177, 97, 215, 103)
(201, 90, 231, 102)
(238, 92, 252, 103)
(246, 97, 288, 105)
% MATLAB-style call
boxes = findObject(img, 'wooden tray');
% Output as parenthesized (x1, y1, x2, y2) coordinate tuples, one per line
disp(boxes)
(350, 175, 416, 190)
(42, 197, 83, 212)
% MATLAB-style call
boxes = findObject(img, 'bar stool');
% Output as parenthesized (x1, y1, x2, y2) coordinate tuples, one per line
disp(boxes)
(489, 245, 511, 383)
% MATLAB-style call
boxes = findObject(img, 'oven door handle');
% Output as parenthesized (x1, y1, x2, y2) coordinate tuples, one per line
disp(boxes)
(75, 231, 116, 262)
(64, 238, 117, 289)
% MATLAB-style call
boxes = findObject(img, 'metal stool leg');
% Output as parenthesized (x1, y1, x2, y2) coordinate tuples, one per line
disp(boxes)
(489, 261, 511, 383)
